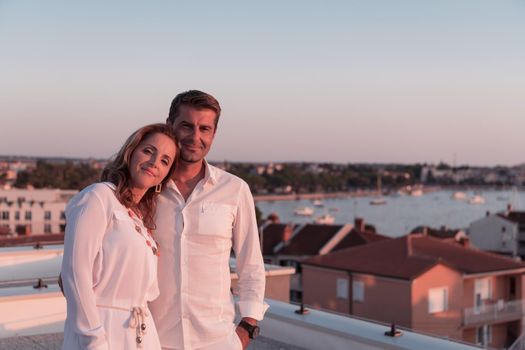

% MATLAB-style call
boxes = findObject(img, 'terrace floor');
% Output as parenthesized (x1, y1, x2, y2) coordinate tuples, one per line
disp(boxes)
(0, 333, 307, 350)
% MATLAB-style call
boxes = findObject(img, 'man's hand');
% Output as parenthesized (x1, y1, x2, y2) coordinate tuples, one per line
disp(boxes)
(235, 317, 257, 350)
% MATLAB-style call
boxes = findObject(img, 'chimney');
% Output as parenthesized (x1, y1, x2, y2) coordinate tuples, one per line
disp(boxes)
(407, 234, 413, 256)
(354, 217, 365, 232)
(422, 226, 428, 236)
(458, 236, 470, 248)
(507, 204, 512, 215)
(283, 224, 294, 242)
(267, 213, 280, 224)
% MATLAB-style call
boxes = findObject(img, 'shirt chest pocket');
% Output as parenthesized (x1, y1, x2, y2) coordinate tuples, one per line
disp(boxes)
(197, 203, 235, 238)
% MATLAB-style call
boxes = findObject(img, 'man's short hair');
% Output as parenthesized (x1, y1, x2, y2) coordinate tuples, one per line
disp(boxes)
(167, 90, 221, 128)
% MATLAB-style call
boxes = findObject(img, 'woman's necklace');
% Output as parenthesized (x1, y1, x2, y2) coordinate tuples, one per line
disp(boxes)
(127, 209, 160, 257)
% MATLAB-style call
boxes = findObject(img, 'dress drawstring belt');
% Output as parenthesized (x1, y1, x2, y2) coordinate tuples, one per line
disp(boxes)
(129, 306, 149, 347)
(96, 304, 149, 348)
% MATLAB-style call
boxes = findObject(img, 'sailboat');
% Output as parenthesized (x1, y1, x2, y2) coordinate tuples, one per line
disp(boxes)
(370, 173, 386, 205)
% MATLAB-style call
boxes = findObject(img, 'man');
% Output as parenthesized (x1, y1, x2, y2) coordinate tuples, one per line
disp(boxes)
(149, 90, 268, 350)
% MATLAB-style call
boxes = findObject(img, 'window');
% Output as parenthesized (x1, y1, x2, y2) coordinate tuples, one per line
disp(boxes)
(1, 211, 9, 220)
(44, 211, 51, 220)
(475, 278, 492, 313)
(428, 287, 448, 313)
(25, 211, 32, 220)
(510, 277, 517, 298)
(352, 280, 364, 302)
(60, 211, 66, 220)
(334, 278, 348, 299)
(44, 224, 52, 233)
(476, 325, 491, 346)
(14, 211, 20, 220)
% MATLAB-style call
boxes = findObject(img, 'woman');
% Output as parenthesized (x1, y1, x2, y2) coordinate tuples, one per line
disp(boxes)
(61, 123, 177, 350)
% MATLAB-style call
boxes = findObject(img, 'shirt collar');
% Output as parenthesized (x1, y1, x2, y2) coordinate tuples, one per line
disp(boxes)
(202, 159, 217, 186)
(165, 159, 217, 191)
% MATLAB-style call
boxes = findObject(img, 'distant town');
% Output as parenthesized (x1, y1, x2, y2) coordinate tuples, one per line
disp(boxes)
(1, 155, 524, 194)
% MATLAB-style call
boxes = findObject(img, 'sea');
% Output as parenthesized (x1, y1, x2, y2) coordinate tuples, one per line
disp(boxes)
(256, 189, 525, 237)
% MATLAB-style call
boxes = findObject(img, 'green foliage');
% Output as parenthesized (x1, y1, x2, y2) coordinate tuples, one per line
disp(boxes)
(14, 160, 100, 190)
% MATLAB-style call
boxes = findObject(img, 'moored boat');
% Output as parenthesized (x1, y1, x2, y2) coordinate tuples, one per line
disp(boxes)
(294, 206, 314, 216)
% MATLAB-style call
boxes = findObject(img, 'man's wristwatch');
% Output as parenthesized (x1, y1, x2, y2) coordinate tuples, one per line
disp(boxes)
(238, 320, 260, 339)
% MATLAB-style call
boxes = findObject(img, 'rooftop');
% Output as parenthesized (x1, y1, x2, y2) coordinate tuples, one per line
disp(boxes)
(331, 227, 390, 251)
(0, 243, 491, 350)
(276, 224, 344, 256)
(303, 234, 525, 280)
(499, 211, 525, 225)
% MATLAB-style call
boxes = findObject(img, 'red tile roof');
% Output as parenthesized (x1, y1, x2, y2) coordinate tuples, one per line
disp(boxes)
(303, 234, 525, 280)
(332, 229, 390, 252)
(276, 224, 344, 256)
(410, 226, 463, 239)
(499, 211, 525, 225)
(260, 223, 294, 255)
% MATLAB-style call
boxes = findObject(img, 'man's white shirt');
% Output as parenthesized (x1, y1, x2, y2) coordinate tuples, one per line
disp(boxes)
(149, 161, 268, 349)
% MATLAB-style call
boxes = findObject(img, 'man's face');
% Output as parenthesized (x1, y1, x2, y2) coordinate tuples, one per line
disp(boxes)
(170, 104, 217, 164)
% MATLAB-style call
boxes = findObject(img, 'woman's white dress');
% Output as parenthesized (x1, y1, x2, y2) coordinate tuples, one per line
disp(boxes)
(61, 182, 161, 350)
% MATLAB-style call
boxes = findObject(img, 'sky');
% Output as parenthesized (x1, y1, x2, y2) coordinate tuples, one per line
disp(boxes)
(1, 1, 524, 166)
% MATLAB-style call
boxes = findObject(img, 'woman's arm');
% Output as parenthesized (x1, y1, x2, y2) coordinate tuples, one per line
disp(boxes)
(61, 188, 109, 350)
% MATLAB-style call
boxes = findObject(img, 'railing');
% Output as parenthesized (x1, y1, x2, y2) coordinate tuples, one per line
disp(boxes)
(464, 299, 524, 326)
(262, 299, 487, 350)
(508, 333, 525, 350)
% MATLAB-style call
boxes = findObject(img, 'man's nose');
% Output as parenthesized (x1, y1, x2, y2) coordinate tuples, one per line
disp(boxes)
(190, 128, 201, 142)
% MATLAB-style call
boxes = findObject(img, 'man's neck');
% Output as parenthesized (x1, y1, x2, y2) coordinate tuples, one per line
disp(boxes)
(172, 159, 206, 201)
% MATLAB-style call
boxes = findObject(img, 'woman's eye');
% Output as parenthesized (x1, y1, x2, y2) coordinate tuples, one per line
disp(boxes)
(143, 148, 153, 154)
(162, 159, 169, 166)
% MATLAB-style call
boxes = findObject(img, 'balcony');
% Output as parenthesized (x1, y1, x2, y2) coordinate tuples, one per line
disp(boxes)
(464, 299, 525, 327)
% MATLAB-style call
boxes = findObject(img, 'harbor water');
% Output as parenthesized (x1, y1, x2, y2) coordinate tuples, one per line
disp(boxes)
(257, 189, 525, 237)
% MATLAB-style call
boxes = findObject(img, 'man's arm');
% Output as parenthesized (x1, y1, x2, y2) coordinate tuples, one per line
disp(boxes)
(232, 181, 269, 347)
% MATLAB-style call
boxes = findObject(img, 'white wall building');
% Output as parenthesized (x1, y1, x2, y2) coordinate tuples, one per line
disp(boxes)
(468, 210, 525, 258)
(0, 188, 77, 235)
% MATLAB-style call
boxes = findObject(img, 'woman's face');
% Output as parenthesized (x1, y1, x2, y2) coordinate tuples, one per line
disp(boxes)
(129, 132, 176, 193)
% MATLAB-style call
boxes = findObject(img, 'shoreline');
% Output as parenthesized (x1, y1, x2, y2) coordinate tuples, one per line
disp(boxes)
(253, 185, 522, 202)
(254, 186, 442, 202)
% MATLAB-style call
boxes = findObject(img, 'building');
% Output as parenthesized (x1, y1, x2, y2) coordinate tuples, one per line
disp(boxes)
(0, 188, 77, 235)
(262, 219, 390, 302)
(468, 208, 525, 258)
(302, 234, 525, 349)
